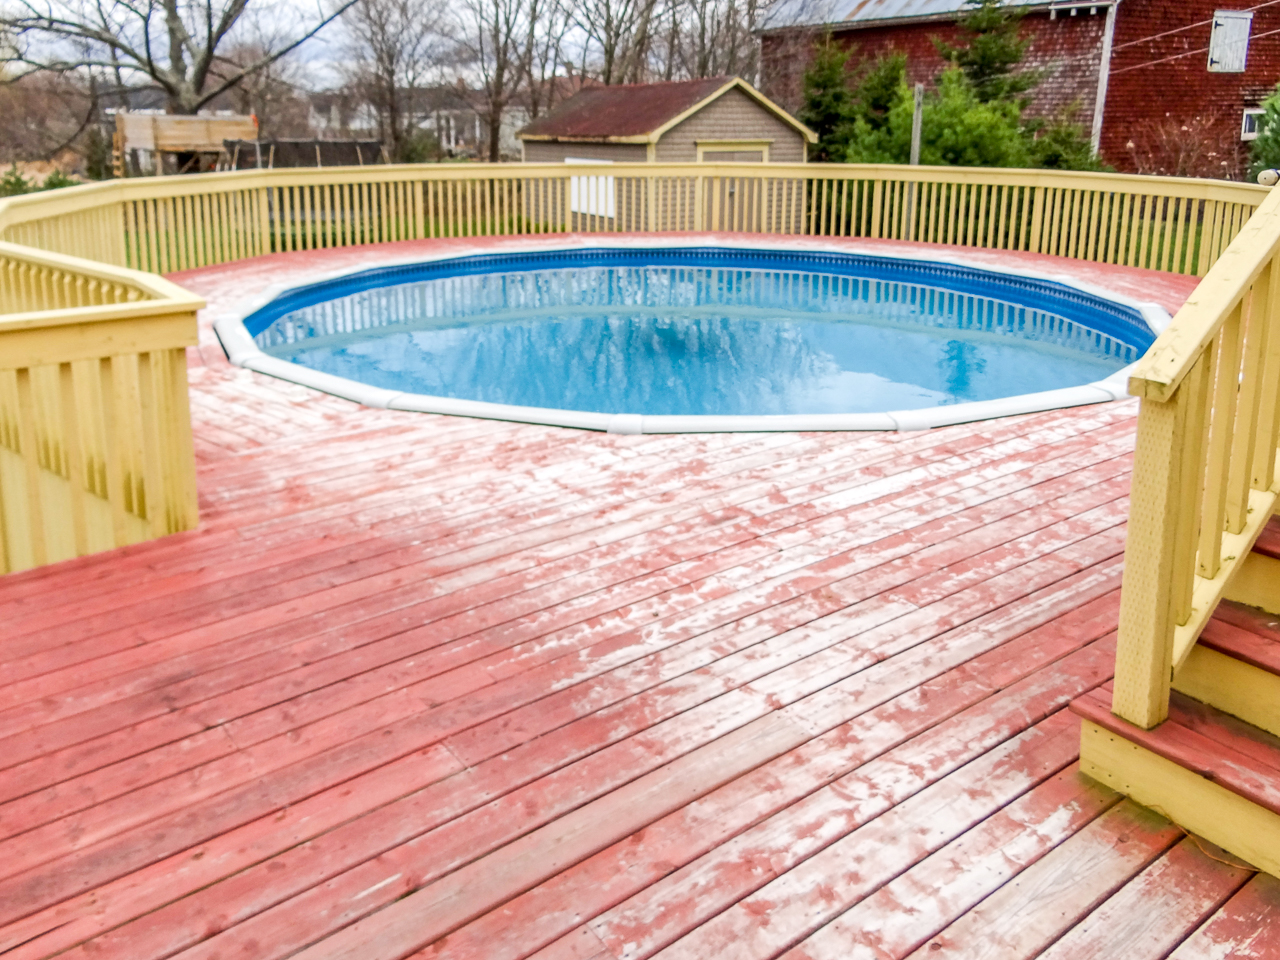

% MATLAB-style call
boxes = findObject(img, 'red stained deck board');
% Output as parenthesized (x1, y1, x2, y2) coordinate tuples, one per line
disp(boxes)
(1204, 601, 1280, 676)
(1169, 873, 1280, 959)
(1033, 837, 1253, 960)
(0, 517, 1125, 922)
(469, 632, 1121, 960)
(0, 422, 1136, 783)
(1, 239, 1259, 960)
(1254, 516, 1280, 560)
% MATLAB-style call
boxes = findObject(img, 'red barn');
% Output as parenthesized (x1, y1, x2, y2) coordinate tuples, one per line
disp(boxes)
(759, 0, 1280, 177)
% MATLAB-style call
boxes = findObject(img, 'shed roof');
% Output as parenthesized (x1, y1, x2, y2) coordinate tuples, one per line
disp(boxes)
(760, 0, 1051, 32)
(518, 76, 817, 144)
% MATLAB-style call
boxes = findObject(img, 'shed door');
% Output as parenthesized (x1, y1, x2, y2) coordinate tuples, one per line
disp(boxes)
(565, 157, 616, 218)
(701, 150, 765, 163)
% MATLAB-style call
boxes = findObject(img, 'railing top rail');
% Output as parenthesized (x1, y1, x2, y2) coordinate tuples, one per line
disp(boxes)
(0, 240, 205, 326)
(1129, 186, 1280, 401)
(0, 240, 199, 301)
(0, 163, 1266, 230)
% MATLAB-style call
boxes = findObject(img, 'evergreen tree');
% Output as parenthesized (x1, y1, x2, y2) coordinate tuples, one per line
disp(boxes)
(1028, 115, 1110, 172)
(1250, 84, 1280, 181)
(799, 35, 854, 162)
(850, 53, 907, 131)
(844, 68, 1032, 168)
(933, 0, 1038, 104)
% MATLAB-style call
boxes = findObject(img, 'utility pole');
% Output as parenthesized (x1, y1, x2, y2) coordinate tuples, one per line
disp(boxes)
(906, 83, 924, 240)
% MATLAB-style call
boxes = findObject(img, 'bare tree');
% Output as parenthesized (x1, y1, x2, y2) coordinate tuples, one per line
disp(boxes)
(571, 0, 662, 84)
(343, 0, 448, 160)
(0, 69, 98, 162)
(521, 0, 569, 119)
(454, 0, 527, 162)
(669, 0, 760, 81)
(1, 0, 357, 114)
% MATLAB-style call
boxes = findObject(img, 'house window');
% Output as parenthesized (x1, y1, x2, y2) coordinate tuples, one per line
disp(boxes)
(1208, 10, 1253, 73)
(1243, 108, 1266, 141)
(565, 157, 616, 218)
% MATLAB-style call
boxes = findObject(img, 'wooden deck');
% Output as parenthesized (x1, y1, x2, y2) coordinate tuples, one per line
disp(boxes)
(2, 237, 1279, 960)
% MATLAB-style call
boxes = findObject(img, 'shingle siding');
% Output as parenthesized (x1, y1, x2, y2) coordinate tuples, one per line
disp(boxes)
(760, 0, 1280, 177)
(654, 87, 808, 161)
(760, 10, 1108, 128)
(1101, 0, 1280, 173)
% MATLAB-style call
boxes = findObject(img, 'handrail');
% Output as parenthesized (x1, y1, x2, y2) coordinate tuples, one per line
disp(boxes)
(1113, 185, 1280, 729)
(0, 242, 201, 574)
(0, 161, 1272, 576)
(1, 164, 1268, 277)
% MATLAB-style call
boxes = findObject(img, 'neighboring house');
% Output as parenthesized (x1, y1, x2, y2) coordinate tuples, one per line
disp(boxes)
(516, 76, 817, 164)
(758, 0, 1280, 172)
(308, 87, 538, 160)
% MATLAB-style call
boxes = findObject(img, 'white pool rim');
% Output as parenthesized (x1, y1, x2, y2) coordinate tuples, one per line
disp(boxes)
(214, 236, 1171, 433)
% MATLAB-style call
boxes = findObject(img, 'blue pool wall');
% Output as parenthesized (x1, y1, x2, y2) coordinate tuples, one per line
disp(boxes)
(241, 246, 1158, 354)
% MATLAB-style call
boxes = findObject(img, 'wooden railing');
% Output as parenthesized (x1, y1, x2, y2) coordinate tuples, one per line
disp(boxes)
(1113, 185, 1280, 729)
(0, 162, 1272, 575)
(0, 164, 1267, 276)
(0, 241, 202, 574)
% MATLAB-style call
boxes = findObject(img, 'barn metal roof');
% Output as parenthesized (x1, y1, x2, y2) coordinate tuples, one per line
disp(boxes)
(759, 0, 1048, 32)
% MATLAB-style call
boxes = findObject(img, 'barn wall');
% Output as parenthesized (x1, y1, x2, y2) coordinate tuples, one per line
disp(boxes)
(655, 87, 808, 162)
(760, 11, 1108, 127)
(1102, 0, 1280, 176)
(761, 0, 1280, 178)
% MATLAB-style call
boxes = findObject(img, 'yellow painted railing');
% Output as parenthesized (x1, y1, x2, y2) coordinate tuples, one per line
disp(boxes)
(0, 162, 1271, 575)
(1113, 185, 1280, 729)
(0, 241, 202, 573)
(0, 164, 1267, 276)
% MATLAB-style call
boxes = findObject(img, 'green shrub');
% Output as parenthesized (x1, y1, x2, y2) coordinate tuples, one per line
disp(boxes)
(845, 68, 1031, 168)
(0, 165, 33, 197)
(40, 169, 78, 190)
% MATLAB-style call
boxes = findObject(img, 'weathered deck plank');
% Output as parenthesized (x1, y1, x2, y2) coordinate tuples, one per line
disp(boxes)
(3, 238, 1268, 960)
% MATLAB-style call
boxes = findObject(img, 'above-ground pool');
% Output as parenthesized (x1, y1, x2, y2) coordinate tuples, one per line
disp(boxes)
(217, 243, 1167, 432)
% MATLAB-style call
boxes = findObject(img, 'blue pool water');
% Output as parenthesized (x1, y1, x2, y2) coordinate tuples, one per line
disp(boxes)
(246, 248, 1153, 418)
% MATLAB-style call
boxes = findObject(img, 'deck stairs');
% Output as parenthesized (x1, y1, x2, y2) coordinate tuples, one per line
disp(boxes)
(1072, 516, 1280, 877)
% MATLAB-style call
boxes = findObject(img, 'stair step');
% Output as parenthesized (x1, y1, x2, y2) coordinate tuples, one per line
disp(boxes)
(1254, 516, 1280, 561)
(1224, 516, 1280, 617)
(1073, 685, 1280, 876)
(1176, 601, 1280, 738)
(1201, 601, 1280, 674)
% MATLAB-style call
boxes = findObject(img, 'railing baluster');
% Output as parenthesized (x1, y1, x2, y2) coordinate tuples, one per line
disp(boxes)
(1196, 304, 1244, 579)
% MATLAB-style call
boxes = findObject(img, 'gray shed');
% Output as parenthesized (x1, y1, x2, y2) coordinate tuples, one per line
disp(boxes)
(518, 76, 817, 164)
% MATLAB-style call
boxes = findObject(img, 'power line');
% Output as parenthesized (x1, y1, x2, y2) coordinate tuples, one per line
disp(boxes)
(1111, 24, 1280, 75)
(1113, 0, 1280, 52)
